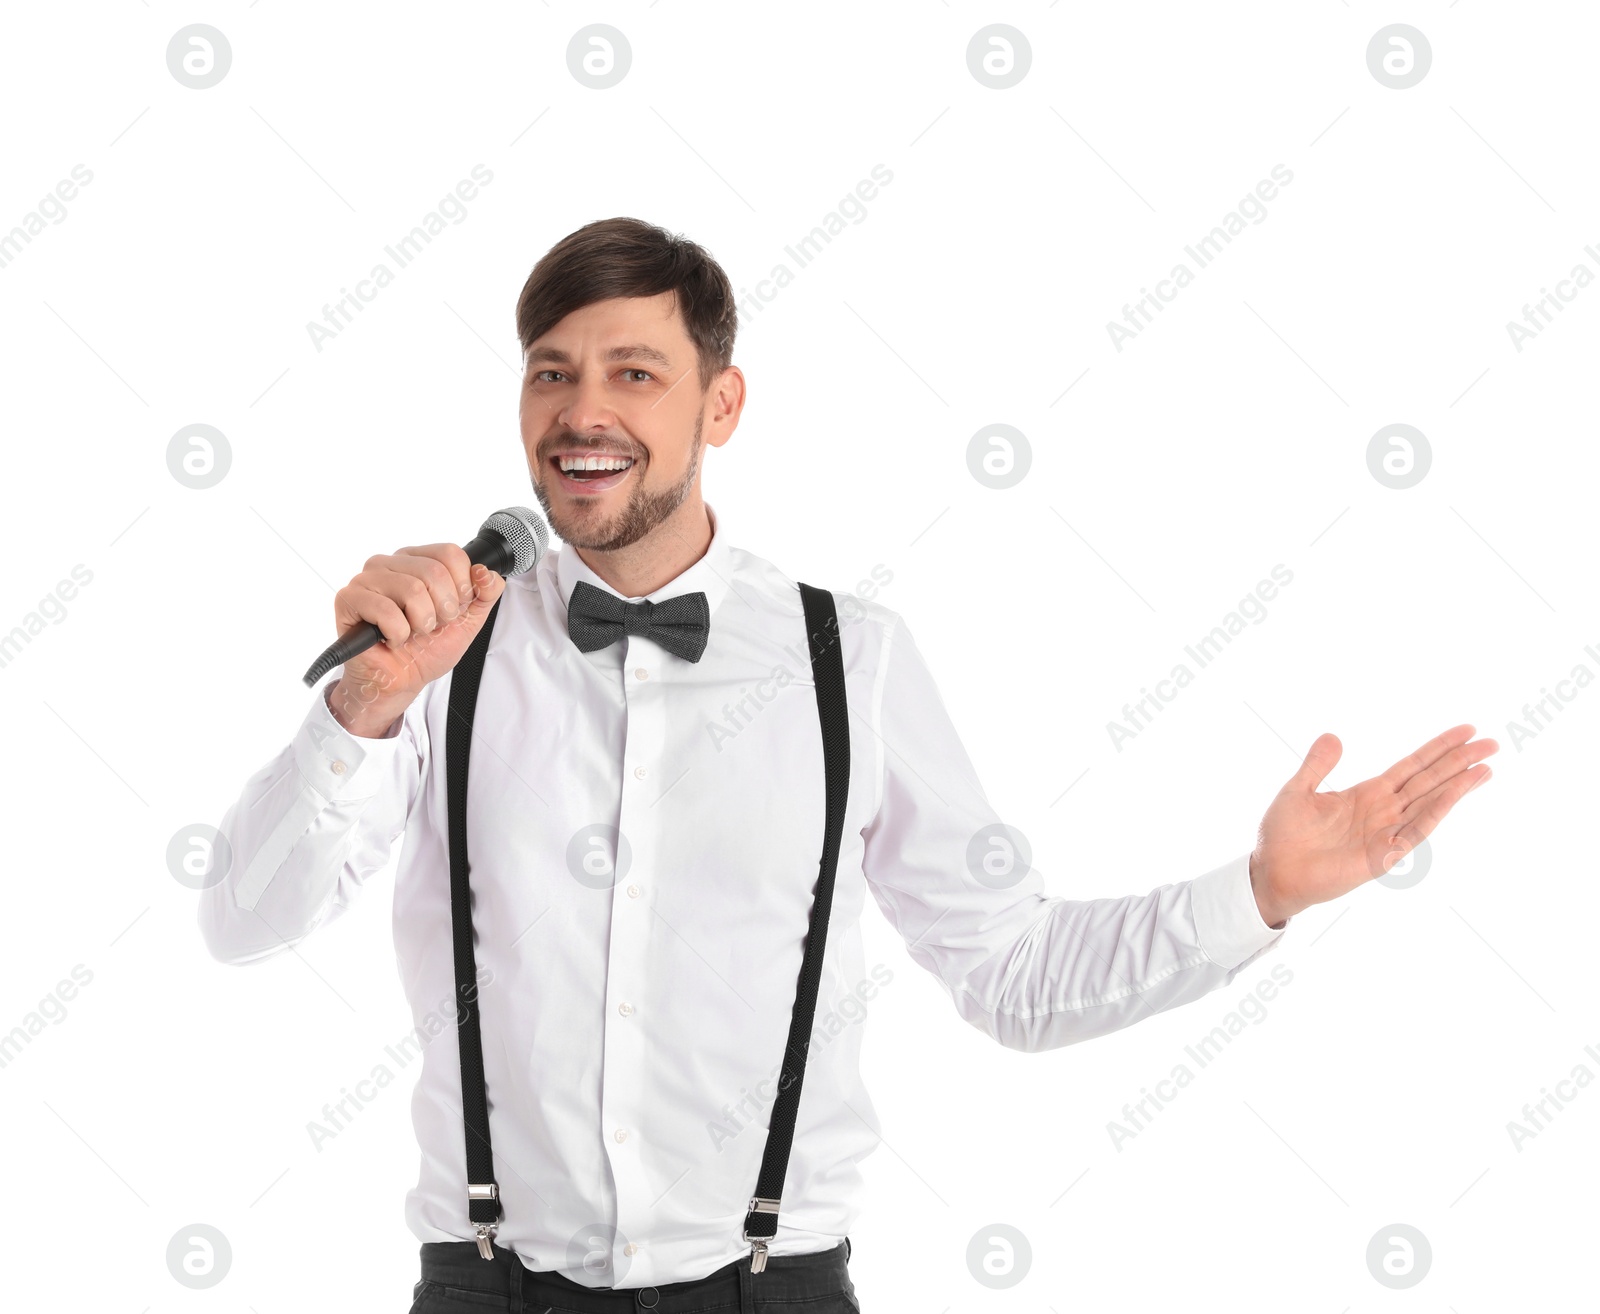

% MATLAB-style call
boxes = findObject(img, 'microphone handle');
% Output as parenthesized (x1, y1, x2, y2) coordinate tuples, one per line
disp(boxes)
(299, 531, 520, 688)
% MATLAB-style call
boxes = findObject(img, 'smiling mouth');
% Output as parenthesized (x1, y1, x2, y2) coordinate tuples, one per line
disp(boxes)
(549, 452, 636, 494)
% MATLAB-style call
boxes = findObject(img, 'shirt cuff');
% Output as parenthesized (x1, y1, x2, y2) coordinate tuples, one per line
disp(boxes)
(292, 678, 406, 803)
(1191, 851, 1287, 969)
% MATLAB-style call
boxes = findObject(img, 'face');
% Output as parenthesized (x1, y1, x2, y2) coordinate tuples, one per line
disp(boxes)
(519, 292, 740, 553)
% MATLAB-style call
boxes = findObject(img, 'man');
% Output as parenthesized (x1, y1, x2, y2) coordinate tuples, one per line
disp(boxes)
(199, 217, 1496, 1313)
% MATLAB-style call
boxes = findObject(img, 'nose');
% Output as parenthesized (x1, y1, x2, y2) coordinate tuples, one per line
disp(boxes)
(559, 371, 618, 435)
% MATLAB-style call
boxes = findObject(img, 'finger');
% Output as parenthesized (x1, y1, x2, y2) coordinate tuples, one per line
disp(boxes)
(359, 564, 443, 637)
(369, 554, 458, 630)
(1288, 732, 1343, 792)
(337, 586, 414, 647)
(1395, 736, 1500, 808)
(465, 562, 505, 611)
(1393, 763, 1493, 849)
(395, 544, 475, 609)
(1378, 723, 1476, 793)
(385, 549, 469, 625)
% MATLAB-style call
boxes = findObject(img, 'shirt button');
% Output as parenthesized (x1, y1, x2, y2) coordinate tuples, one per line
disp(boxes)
(618, 1001, 633, 1017)
(635, 667, 649, 680)
(634, 765, 648, 780)
(329, 760, 346, 775)
(627, 884, 641, 899)
(623, 1243, 639, 1256)
(614, 1128, 629, 1143)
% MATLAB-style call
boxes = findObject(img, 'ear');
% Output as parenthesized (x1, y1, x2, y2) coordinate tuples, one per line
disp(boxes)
(704, 366, 746, 448)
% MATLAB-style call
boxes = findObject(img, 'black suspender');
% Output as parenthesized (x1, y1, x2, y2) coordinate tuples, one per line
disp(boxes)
(740, 582, 850, 1271)
(444, 593, 505, 1259)
(443, 582, 851, 1274)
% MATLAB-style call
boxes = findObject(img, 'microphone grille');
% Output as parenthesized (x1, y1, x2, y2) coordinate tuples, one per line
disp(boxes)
(484, 506, 550, 576)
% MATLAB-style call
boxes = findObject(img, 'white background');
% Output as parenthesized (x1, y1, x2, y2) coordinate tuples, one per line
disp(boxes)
(1, 2, 1593, 1309)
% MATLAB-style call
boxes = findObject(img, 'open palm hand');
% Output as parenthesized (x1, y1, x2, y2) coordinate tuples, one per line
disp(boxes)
(1249, 724, 1497, 926)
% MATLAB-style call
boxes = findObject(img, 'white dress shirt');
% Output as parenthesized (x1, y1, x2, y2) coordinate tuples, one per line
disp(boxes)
(198, 500, 1287, 1289)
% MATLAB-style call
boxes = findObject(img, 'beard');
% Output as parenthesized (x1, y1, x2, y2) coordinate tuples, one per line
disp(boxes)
(532, 411, 704, 553)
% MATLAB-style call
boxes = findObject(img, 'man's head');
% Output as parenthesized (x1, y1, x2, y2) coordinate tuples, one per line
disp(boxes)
(516, 218, 744, 555)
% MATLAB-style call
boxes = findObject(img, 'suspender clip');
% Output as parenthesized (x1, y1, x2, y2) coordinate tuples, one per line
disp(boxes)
(744, 1198, 781, 1272)
(469, 1183, 500, 1259)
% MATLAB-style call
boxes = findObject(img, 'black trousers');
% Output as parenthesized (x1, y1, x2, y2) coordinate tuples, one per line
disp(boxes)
(409, 1237, 859, 1313)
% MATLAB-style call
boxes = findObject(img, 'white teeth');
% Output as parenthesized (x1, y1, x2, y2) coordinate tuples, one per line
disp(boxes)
(558, 455, 633, 472)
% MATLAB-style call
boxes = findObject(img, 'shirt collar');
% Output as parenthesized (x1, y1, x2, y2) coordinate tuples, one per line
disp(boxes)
(550, 501, 733, 619)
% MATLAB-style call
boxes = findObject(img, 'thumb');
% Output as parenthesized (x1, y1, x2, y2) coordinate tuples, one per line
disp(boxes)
(430, 567, 503, 652)
(1288, 732, 1342, 793)
(464, 564, 506, 617)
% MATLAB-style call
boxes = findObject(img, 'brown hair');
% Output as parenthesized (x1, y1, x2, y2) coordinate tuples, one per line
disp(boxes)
(515, 217, 738, 395)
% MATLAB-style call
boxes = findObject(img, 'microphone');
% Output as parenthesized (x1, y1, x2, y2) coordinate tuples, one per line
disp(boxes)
(301, 506, 550, 688)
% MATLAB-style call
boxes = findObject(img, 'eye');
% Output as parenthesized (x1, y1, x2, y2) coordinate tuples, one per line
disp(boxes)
(623, 369, 654, 382)
(531, 370, 567, 384)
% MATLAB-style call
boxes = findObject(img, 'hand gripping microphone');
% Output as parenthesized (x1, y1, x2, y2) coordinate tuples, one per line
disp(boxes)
(301, 506, 550, 688)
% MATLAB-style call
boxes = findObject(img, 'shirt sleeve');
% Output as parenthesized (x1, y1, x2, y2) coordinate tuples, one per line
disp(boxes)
(858, 613, 1288, 1053)
(195, 678, 427, 965)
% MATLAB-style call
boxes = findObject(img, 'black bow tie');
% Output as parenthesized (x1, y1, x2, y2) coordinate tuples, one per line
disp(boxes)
(565, 579, 711, 662)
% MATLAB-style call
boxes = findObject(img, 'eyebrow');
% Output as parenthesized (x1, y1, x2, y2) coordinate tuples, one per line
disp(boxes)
(524, 343, 675, 372)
